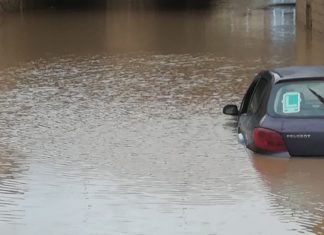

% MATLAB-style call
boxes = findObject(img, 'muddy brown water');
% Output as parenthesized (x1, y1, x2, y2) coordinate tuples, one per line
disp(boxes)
(0, 1, 324, 234)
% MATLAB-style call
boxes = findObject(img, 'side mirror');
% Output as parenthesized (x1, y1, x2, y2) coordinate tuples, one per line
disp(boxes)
(223, 105, 239, 116)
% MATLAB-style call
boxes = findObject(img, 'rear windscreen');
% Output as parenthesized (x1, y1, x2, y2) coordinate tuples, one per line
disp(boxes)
(269, 80, 324, 117)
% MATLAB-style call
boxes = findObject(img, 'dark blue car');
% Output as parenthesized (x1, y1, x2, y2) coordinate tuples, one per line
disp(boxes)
(223, 66, 324, 157)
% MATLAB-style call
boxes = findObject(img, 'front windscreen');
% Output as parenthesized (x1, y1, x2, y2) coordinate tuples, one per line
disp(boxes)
(269, 80, 324, 117)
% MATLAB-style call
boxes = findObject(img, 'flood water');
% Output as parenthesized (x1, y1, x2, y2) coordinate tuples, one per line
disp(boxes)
(0, 0, 324, 234)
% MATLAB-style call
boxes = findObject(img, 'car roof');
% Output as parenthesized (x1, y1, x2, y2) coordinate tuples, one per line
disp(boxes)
(269, 66, 324, 83)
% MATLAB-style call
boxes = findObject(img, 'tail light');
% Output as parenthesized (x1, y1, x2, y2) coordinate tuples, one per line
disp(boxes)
(253, 128, 287, 152)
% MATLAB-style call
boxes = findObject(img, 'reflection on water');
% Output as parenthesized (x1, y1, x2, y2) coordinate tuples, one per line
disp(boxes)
(0, 2, 296, 68)
(0, 1, 323, 234)
(252, 155, 324, 234)
(296, 26, 324, 65)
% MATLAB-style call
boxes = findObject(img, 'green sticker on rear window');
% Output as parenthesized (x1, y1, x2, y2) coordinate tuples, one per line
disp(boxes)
(282, 92, 301, 113)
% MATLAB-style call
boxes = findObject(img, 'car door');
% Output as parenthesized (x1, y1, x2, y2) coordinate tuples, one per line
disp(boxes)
(238, 74, 269, 149)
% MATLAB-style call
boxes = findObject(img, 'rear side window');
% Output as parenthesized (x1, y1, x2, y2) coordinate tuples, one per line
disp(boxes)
(269, 80, 324, 117)
(247, 79, 268, 114)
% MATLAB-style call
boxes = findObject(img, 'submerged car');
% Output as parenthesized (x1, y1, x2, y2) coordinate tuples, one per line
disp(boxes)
(223, 66, 324, 157)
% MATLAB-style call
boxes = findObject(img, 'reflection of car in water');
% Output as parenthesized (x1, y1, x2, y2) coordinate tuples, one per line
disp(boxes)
(223, 66, 324, 157)
(251, 154, 324, 234)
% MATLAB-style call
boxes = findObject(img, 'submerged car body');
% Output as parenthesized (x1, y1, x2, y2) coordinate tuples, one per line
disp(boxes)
(223, 66, 324, 157)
